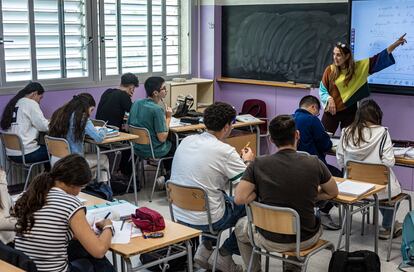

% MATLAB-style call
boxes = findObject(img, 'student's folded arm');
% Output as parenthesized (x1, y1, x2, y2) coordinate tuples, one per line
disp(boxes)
(70, 208, 112, 259)
(30, 104, 49, 132)
(312, 118, 332, 154)
(0, 215, 16, 231)
(336, 133, 345, 169)
(234, 180, 256, 205)
(155, 108, 169, 143)
(85, 119, 106, 143)
(317, 177, 338, 201)
(381, 131, 396, 167)
(157, 132, 169, 143)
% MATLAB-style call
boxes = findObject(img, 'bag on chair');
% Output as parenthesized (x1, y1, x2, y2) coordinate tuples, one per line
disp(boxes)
(131, 207, 165, 232)
(328, 250, 380, 272)
(81, 180, 113, 201)
(398, 211, 414, 271)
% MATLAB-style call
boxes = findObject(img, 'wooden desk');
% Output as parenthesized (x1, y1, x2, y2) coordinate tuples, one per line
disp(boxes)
(170, 120, 265, 155)
(81, 193, 201, 272)
(0, 260, 25, 272)
(333, 177, 386, 253)
(85, 132, 140, 205)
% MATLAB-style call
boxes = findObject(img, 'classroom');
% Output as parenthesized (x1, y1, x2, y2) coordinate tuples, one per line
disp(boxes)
(1, 0, 414, 271)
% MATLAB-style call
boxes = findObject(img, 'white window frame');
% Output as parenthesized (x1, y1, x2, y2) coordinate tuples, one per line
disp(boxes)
(0, 0, 192, 94)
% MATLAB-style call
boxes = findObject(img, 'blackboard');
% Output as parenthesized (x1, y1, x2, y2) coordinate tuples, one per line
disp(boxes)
(222, 3, 349, 85)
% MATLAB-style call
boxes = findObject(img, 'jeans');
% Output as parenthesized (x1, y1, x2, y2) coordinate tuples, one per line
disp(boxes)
(180, 195, 246, 255)
(380, 206, 399, 230)
(9, 145, 48, 164)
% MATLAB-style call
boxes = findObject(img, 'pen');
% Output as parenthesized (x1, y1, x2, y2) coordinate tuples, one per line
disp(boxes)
(243, 142, 251, 149)
(120, 220, 125, 231)
(104, 212, 111, 219)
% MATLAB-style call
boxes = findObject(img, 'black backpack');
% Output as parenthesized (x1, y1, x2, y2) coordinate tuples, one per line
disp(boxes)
(329, 250, 380, 272)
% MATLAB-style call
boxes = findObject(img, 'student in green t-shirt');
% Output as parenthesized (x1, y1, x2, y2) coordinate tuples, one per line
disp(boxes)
(128, 76, 173, 183)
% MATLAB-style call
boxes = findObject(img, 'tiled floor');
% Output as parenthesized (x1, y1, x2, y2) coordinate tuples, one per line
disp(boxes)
(114, 177, 413, 272)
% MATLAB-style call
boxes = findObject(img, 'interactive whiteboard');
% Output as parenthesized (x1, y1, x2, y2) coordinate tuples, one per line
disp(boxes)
(351, 0, 414, 88)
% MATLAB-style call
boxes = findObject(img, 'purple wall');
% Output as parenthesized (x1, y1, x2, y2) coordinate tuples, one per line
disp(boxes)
(202, 4, 414, 190)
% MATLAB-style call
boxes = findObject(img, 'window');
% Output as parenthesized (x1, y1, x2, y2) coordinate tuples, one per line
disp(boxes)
(0, 0, 190, 89)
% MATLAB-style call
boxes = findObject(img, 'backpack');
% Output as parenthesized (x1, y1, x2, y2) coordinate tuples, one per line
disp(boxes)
(139, 237, 199, 272)
(328, 250, 380, 272)
(240, 99, 267, 134)
(81, 180, 113, 201)
(399, 211, 414, 271)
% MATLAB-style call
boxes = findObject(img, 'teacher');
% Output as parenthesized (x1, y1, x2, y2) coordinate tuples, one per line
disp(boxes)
(319, 34, 407, 134)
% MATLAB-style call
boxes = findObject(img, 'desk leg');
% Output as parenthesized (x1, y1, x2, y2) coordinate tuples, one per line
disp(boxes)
(255, 125, 260, 156)
(336, 205, 347, 250)
(173, 132, 179, 147)
(186, 240, 193, 272)
(374, 194, 379, 254)
(130, 142, 138, 205)
(124, 258, 133, 272)
(121, 258, 125, 272)
(96, 145, 101, 182)
(112, 252, 118, 272)
(345, 205, 351, 251)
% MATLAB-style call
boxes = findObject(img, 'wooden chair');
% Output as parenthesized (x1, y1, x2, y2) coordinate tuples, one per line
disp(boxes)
(166, 181, 222, 272)
(44, 135, 71, 166)
(246, 201, 335, 272)
(0, 132, 49, 191)
(127, 125, 173, 201)
(345, 160, 412, 262)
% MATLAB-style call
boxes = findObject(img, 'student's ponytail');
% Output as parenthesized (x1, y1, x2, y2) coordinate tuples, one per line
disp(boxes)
(0, 82, 45, 130)
(14, 172, 54, 235)
(14, 154, 91, 235)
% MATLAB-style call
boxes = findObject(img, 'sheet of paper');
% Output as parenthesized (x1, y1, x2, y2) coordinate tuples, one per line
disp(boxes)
(112, 221, 132, 244)
(337, 180, 375, 197)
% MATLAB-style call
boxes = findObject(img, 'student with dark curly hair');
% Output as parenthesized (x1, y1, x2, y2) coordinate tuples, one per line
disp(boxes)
(170, 102, 254, 272)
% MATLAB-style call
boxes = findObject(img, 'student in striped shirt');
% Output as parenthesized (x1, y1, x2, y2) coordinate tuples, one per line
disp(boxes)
(13, 154, 114, 272)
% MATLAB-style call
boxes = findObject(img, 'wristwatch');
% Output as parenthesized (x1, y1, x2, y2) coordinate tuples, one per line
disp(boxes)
(102, 224, 115, 237)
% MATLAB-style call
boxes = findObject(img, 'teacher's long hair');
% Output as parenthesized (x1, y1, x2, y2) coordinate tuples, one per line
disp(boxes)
(13, 154, 91, 235)
(343, 99, 383, 147)
(329, 43, 356, 87)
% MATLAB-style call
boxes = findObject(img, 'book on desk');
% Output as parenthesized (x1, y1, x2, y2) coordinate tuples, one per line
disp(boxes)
(337, 180, 375, 197)
(95, 126, 120, 138)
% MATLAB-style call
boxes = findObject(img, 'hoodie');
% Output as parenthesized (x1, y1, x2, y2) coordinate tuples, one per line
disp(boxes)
(336, 125, 401, 200)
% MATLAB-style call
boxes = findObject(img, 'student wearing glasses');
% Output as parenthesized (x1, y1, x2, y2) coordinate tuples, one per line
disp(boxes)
(319, 34, 407, 134)
(128, 76, 174, 184)
(293, 95, 342, 231)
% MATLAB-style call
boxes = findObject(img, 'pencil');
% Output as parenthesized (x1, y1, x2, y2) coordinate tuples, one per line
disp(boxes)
(243, 142, 251, 149)
(120, 220, 125, 231)
(104, 212, 111, 219)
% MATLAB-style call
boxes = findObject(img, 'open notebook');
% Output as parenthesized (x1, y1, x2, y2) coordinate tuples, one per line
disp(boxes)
(95, 126, 120, 138)
(337, 180, 375, 197)
(236, 114, 261, 123)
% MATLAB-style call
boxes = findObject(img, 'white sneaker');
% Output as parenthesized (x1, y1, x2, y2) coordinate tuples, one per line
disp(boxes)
(194, 243, 213, 269)
(155, 175, 165, 190)
(208, 252, 243, 272)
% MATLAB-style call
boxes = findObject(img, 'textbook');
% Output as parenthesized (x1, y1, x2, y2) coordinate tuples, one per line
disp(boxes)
(337, 180, 375, 197)
(236, 114, 261, 123)
(86, 199, 138, 222)
(95, 126, 120, 138)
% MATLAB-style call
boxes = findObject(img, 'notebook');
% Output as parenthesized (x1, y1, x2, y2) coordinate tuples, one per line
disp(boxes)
(337, 180, 375, 197)
(236, 114, 261, 123)
(86, 199, 138, 222)
(95, 126, 120, 138)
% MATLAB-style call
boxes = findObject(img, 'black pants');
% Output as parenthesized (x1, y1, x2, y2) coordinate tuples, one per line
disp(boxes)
(67, 240, 115, 272)
(321, 104, 358, 134)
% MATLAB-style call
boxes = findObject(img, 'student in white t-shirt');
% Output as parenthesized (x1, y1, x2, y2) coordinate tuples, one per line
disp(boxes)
(170, 102, 254, 272)
(0, 82, 49, 164)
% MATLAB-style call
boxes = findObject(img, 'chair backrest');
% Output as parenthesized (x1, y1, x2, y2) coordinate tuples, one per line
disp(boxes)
(0, 132, 23, 152)
(44, 135, 71, 159)
(246, 202, 302, 257)
(0, 241, 38, 272)
(345, 160, 391, 200)
(128, 125, 155, 158)
(240, 99, 267, 134)
(166, 180, 216, 233)
(91, 119, 106, 127)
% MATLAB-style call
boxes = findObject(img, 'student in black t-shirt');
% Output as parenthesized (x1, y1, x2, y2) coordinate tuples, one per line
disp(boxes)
(96, 73, 139, 178)
(234, 115, 338, 272)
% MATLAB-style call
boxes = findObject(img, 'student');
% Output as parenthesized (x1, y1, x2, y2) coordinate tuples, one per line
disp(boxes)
(234, 115, 338, 272)
(13, 154, 114, 272)
(96, 73, 138, 179)
(337, 99, 402, 240)
(48, 93, 110, 182)
(170, 102, 254, 272)
(293, 95, 341, 230)
(128, 76, 173, 183)
(319, 34, 406, 134)
(0, 82, 49, 164)
(0, 168, 16, 246)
